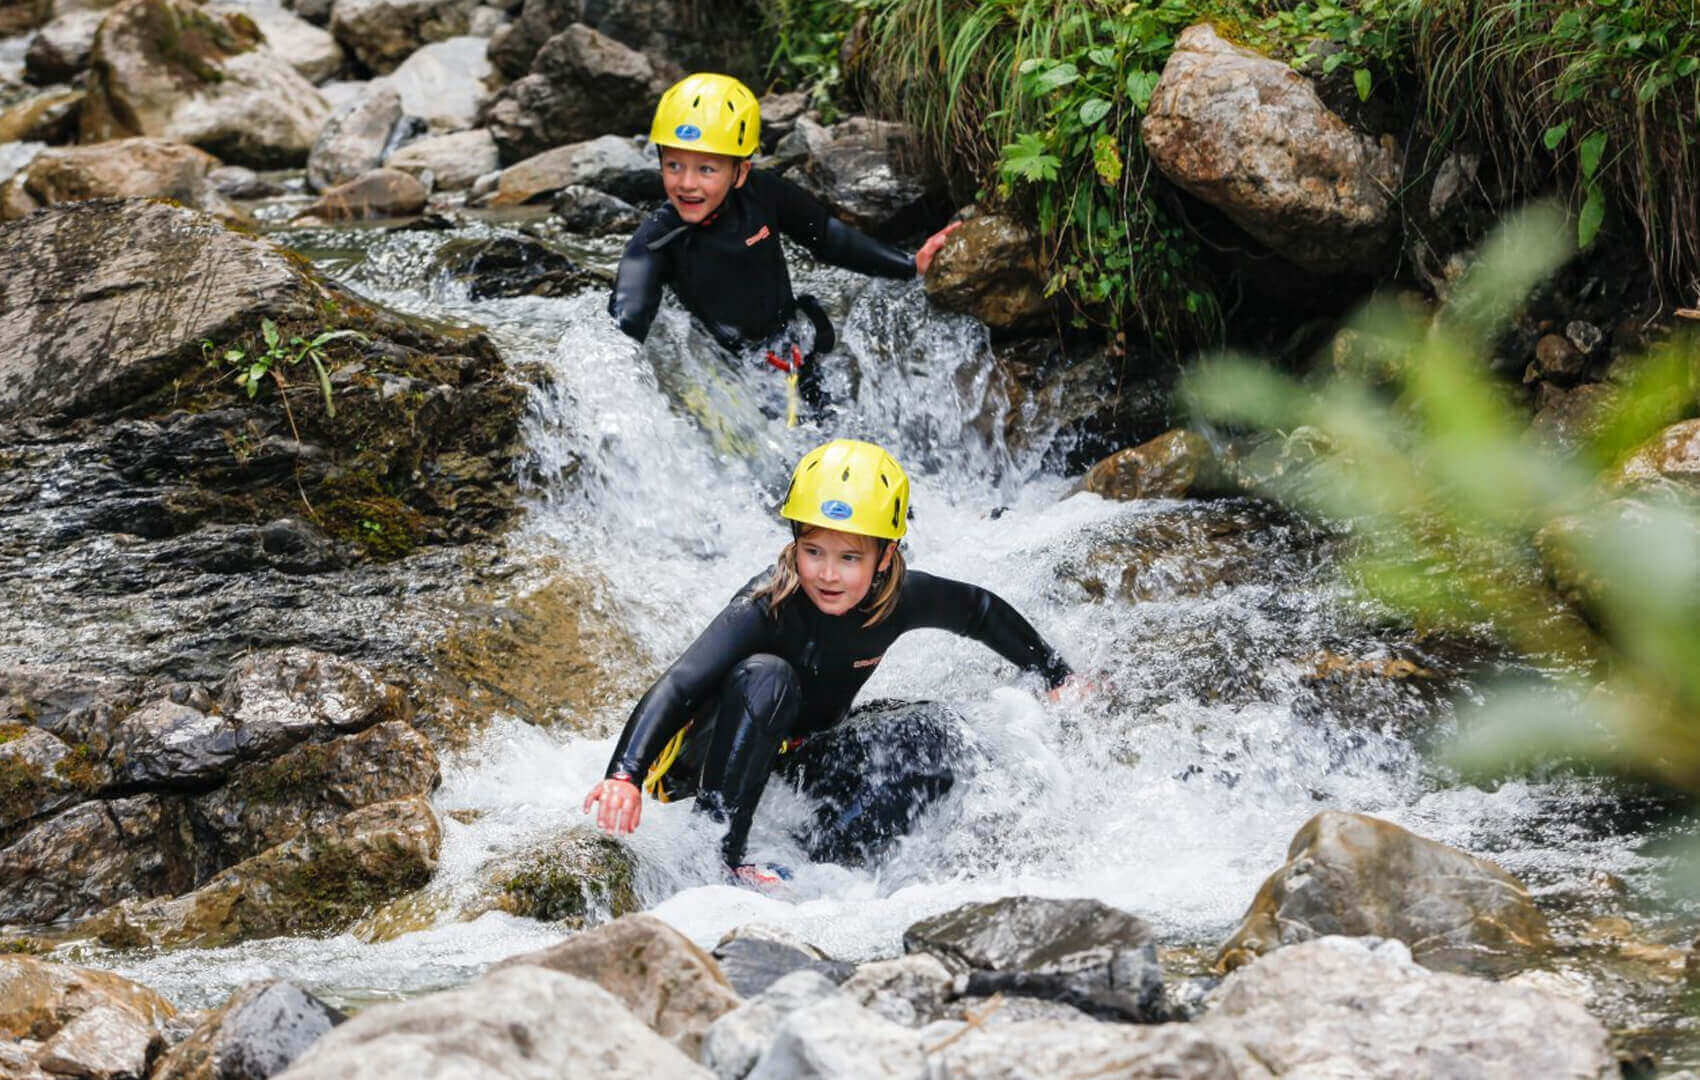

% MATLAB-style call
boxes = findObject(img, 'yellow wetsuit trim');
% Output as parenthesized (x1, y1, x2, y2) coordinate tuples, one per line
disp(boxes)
(643, 723, 692, 803)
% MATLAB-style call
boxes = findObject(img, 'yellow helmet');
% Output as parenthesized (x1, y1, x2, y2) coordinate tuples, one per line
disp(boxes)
(780, 439, 910, 541)
(650, 73, 760, 158)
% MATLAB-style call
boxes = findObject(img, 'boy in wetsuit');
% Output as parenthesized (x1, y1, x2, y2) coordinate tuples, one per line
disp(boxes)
(582, 439, 1078, 886)
(608, 74, 958, 422)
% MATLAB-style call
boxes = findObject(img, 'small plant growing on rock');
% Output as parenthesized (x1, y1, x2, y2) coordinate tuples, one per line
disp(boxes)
(210, 318, 367, 420)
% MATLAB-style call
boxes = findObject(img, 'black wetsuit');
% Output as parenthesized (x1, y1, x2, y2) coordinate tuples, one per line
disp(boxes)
(607, 168, 917, 352)
(605, 567, 1072, 866)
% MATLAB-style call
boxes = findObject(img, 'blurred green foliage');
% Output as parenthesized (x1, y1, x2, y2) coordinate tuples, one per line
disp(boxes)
(1182, 202, 1700, 791)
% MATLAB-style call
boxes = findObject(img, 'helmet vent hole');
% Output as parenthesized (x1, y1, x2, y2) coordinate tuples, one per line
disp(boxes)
(738, 121, 746, 145)
(841, 467, 851, 482)
(691, 96, 700, 107)
(892, 499, 902, 528)
(879, 473, 890, 487)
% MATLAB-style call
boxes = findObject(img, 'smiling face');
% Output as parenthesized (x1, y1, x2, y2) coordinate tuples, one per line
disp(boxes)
(659, 146, 749, 224)
(794, 527, 894, 617)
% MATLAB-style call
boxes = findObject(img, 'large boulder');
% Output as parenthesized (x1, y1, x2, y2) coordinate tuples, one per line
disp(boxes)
(152, 980, 343, 1080)
(549, 183, 640, 234)
(744, 995, 927, 1080)
(483, 22, 663, 164)
(903, 896, 1164, 1022)
(1141, 24, 1401, 274)
(488, 132, 658, 206)
(328, 0, 475, 74)
(0, 137, 239, 223)
(306, 83, 403, 192)
(0, 794, 196, 923)
(275, 965, 711, 1079)
(80, 0, 331, 168)
(384, 128, 499, 191)
(496, 913, 741, 1058)
(0, 956, 176, 1041)
(485, 0, 756, 81)
(922, 213, 1048, 329)
(215, 3, 345, 84)
(927, 1021, 1239, 1080)
(1216, 811, 1550, 975)
(23, 9, 105, 82)
(382, 35, 493, 132)
(1197, 936, 1618, 1078)
(33, 1002, 159, 1079)
(702, 970, 844, 1080)
(80, 795, 440, 948)
(0, 199, 528, 553)
(791, 117, 942, 240)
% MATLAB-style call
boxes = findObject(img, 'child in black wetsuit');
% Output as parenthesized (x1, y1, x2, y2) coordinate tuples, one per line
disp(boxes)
(607, 73, 958, 422)
(581, 439, 1077, 886)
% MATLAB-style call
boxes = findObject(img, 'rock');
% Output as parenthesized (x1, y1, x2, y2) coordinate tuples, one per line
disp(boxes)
(296, 166, 429, 221)
(217, 648, 409, 755)
(81, 0, 331, 168)
(1567, 319, 1604, 355)
(1141, 23, 1401, 274)
(495, 913, 741, 1058)
(274, 965, 711, 1079)
(485, 0, 727, 79)
(702, 970, 842, 1080)
(466, 2, 501, 35)
(766, 113, 829, 173)
(928, 1021, 1238, 1079)
(382, 36, 493, 132)
(214, 3, 345, 84)
(0, 87, 86, 144)
(314, 77, 368, 112)
(745, 996, 926, 1080)
(328, 0, 475, 74)
(80, 795, 440, 948)
(152, 980, 344, 1080)
(283, 0, 329, 26)
(758, 90, 806, 151)
(206, 165, 284, 199)
(0, 794, 196, 923)
(0, 724, 94, 836)
(839, 954, 955, 1027)
(0, 137, 240, 223)
(791, 117, 941, 239)
(922, 213, 1048, 328)
(1080, 429, 1218, 501)
(1529, 381, 1617, 454)
(1216, 810, 1549, 975)
(1, 0, 50, 34)
(307, 84, 403, 193)
(189, 720, 439, 869)
(549, 183, 639, 234)
(33, 1001, 157, 1080)
(380, 129, 498, 191)
(479, 826, 637, 924)
(431, 235, 600, 299)
(1528, 332, 1586, 382)
(483, 22, 663, 163)
(24, 9, 104, 82)
(107, 698, 244, 788)
(0, 956, 176, 1041)
(1613, 419, 1700, 495)
(1198, 936, 1617, 1078)
(903, 896, 1164, 1022)
(489, 133, 658, 206)
(711, 937, 853, 1000)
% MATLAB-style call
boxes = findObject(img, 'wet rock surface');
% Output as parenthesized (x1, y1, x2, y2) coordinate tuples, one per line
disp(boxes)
(1080, 429, 1221, 501)
(152, 979, 343, 1080)
(431, 234, 604, 298)
(307, 83, 404, 193)
(922, 213, 1049, 329)
(790, 117, 943, 240)
(549, 182, 640, 234)
(0, 137, 242, 222)
(483, 22, 665, 164)
(711, 937, 854, 1000)
(0, 956, 177, 1041)
(488, 132, 659, 206)
(1216, 810, 1550, 975)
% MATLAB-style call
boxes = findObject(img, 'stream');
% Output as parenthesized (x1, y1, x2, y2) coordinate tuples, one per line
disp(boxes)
(43, 203, 1696, 1062)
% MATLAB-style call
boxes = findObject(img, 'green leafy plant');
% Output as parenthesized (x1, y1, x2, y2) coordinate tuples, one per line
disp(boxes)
(208, 318, 366, 419)
(1183, 202, 1700, 793)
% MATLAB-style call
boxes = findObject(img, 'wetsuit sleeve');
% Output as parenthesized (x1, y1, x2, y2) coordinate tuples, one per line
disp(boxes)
(899, 571, 1073, 688)
(608, 216, 670, 342)
(604, 597, 775, 782)
(761, 170, 917, 280)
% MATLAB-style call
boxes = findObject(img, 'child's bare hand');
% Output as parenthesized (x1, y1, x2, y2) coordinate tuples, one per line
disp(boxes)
(583, 777, 643, 834)
(915, 220, 963, 276)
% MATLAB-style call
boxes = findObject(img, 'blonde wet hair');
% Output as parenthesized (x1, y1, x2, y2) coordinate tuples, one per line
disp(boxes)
(753, 527, 906, 627)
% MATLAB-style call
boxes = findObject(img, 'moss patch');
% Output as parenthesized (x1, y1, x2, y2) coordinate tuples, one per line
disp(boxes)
(52, 744, 100, 793)
(494, 835, 637, 926)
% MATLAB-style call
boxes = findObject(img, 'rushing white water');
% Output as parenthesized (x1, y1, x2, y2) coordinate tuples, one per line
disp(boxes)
(86, 222, 1672, 1012)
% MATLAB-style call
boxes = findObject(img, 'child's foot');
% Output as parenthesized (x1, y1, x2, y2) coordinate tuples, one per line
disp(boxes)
(726, 863, 793, 892)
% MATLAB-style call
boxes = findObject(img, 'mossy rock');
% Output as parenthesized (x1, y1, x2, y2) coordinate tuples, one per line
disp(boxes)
(491, 831, 638, 926)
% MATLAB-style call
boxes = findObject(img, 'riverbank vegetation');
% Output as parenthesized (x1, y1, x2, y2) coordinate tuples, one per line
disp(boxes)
(759, 0, 1700, 348)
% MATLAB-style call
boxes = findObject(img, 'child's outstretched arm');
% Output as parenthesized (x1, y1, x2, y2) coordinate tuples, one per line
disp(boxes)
(608, 217, 672, 342)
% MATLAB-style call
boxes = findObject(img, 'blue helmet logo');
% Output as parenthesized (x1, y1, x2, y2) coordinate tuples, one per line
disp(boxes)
(673, 124, 702, 141)
(820, 500, 853, 521)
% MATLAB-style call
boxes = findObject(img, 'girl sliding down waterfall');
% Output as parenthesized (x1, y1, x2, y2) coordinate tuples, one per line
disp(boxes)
(582, 438, 1081, 887)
